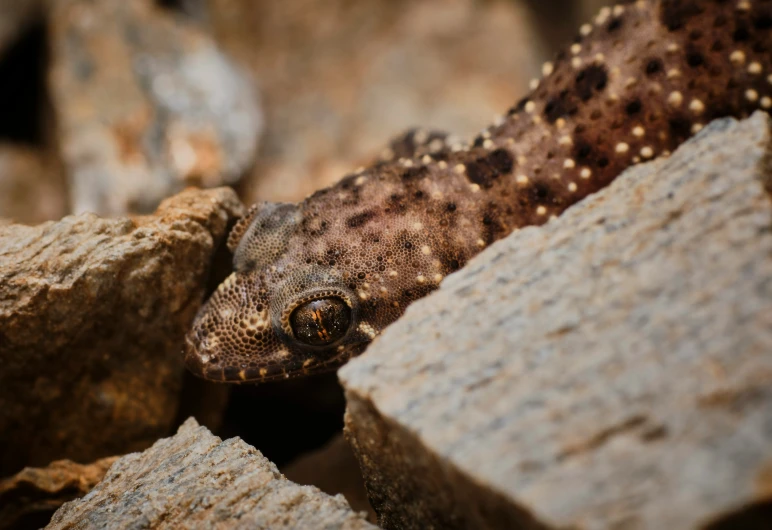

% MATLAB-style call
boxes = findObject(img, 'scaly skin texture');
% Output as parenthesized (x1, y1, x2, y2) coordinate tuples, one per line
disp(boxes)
(186, 0, 772, 383)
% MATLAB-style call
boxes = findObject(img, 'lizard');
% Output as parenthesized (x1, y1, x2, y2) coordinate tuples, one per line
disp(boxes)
(185, 0, 772, 383)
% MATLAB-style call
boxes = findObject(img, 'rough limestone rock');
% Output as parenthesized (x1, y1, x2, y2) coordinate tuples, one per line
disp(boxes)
(49, 0, 261, 216)
(340, 114, 772, 529)
(0, 457, 118, 530)
(0, 187, 243, 476)
(47, 418, 377, 530)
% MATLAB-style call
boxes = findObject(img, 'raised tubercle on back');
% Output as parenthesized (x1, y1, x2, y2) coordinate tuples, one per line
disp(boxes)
(186, 0, 772, 383)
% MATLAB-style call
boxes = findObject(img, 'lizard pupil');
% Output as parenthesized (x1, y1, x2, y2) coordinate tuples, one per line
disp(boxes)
(289, 297, 351, 347)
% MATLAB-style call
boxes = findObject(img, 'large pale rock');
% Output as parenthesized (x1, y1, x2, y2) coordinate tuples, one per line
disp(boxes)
(0, 187, 243, 476)
(49, 0, 261, 216)
(47, 418, 377, 530)
(340, 114, 772, 529)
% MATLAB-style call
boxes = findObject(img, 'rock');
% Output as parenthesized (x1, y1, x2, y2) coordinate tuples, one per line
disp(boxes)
(49, 0, 261, 216)
(47, 418, 377, 530)
(0, 187, 243, 476)
(0, 144, 67, 225)
(209, 0, 543, 204)
(340, 114, 772, 529)
(0, 457, 117, 530)
(283, 434, 377, 524)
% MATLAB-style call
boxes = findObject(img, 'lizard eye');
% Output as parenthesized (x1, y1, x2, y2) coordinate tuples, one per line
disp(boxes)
(289, 297, 352, 346)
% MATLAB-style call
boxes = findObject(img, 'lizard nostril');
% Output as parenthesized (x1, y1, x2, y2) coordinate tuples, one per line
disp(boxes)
(289, 297, 352, 347)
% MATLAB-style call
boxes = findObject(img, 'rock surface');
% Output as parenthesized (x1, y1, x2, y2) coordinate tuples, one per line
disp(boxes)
(209, 0, 543, 204)
(340, 114, 772, 529)
(0, 187, 243, 476)
(47, 418, 377, 530)
(0, 457, 117, 530)
(49, 0, 261, 216)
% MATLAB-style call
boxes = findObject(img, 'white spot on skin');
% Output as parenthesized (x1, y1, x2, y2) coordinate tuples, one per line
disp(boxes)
(476, 239, 486, 248)
(524, 101, 536, 113)
(667, 68, 681, 79)
(454, 164, 466, 174)
(438, 161, 448, 170)
(746, 89, 759, 102)
(691, 123, 704, 134)
(516, 175, 529, 185)
(529, 78, 540, 90)
(640, 146, 654, 159)
(571, 57, 583, 69)
(559, 135, 573, 146)
(542, 62, 554, 76)
(748, 62, 763, 74)
(416, 275, 426, 284)
(580, 24, 592, 37)
(413, 222, 424, 230)
(632, 126, 645, 138)
(422, 155, 432, 164)
(433, 274, 443, 283)
(666, 43, 679, 54)
(580, 168, 592, 179)
(414, 129, 429, 144)
(730, 50, 746, 65)
(354, 175, 368, 186)
(668, 91, 684, 107)
(762, 97, 772, 109)
(389, 270, 398, 277)
(429, 139, 444, 153)
(616, 143, 630, 154)
(483, 139, 494, 149)
(536, 206, 547, 216)
(568, 182, 578, 192)
(379, 286, 388, 294)
(563, 159, 576, 169)
(470, 184, 481, 193)
(358, 322, 377, 339)
(571, 43, 582, 55)
(689, 99, 705, 114)
(421, 245, 431, 255)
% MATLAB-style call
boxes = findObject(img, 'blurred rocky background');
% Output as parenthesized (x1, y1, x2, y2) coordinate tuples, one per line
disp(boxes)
(0, 1, 642, 528)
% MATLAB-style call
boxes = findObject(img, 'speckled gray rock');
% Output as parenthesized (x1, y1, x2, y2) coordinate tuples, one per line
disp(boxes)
(49, 0, 261, 216)
(47, 418, 377, 530)
(340, 113, 772, 530)
(0, 187, 243, 476)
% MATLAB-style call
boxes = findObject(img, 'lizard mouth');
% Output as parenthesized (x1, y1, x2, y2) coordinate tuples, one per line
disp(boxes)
(184, 271, 364, 383)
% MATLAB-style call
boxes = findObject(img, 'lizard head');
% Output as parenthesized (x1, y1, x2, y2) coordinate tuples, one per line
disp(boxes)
(184, 172, 455, 383)
(185, 201, 371, 382)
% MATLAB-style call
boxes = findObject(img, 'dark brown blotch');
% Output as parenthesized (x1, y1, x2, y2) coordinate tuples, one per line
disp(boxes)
(402, 166, 429, 180)
(660, 1, 704, 32)
(466, 148, 514, 188)
(575, 64, 608, 102)
(644, 57, 664, 76)
(346, 210, 378, 228)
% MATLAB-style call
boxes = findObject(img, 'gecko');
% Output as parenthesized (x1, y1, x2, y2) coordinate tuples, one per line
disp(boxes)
(185, 0, 772, 383)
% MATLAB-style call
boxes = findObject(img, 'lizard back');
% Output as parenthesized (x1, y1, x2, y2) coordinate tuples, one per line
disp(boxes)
(186, 0, 772, 383)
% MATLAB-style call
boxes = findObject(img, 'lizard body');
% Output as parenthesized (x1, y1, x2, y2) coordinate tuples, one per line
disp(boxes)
(186, 0, 772, 383)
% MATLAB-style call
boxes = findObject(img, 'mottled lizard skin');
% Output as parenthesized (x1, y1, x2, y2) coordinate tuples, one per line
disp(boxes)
(186, 0, 772, 383)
